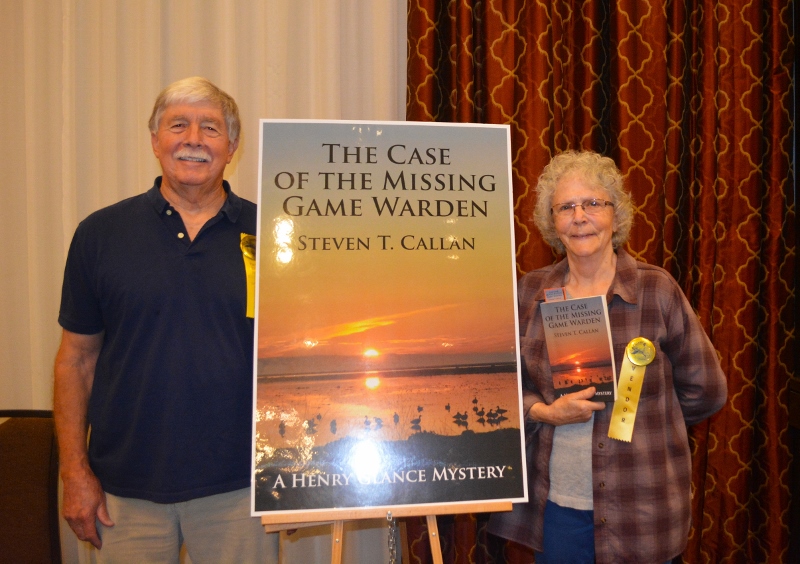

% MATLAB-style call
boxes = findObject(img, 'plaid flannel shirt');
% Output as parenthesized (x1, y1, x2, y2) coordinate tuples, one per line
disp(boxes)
(489, 249, 727, 563)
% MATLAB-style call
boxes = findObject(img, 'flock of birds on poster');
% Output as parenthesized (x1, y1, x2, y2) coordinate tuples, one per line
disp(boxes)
(277, 396, 512, 439)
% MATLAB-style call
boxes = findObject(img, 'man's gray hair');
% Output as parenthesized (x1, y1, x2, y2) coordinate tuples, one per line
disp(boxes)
(148, 77, 241, 143)
(533, 150, 634, 254)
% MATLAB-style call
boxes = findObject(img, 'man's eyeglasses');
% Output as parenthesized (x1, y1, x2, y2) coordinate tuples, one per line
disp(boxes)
(551, 199, 614, 217)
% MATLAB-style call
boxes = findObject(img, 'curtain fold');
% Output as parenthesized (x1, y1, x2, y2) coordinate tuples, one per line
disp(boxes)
(407, 1, 794, 562)
(1, 2, 407, 562)
(0, 0, 406, 407)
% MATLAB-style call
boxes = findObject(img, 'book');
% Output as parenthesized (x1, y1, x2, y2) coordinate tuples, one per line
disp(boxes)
(539, 295, 617, 401)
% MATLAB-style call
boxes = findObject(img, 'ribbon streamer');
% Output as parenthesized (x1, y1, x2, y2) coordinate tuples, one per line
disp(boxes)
(241, 233, 256, 318)
(608, 337, 655, 442)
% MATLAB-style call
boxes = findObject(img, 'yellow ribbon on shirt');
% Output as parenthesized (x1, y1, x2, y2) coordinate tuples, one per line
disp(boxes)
(240, 234, 256, 318)
(608, 337, 656, 442)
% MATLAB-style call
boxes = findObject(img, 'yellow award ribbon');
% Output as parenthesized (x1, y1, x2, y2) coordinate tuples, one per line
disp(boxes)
(240, 234, 256, 318)
(608, 337, 656, 442)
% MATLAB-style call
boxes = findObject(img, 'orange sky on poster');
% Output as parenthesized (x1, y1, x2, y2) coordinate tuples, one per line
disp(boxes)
(255, 121, 517, 362)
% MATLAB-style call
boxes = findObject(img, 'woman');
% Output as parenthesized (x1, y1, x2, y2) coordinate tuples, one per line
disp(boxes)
(489, 151, 727, 563)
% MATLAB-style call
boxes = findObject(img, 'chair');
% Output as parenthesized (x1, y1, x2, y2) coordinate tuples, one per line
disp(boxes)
(0, 410, 62, 564)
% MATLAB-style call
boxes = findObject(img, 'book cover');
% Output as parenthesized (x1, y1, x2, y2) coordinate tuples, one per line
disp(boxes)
(251, 120, 527, 517)
(539, 295, 617, 401)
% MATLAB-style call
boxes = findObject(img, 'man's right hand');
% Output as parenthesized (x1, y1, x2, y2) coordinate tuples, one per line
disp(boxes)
(53, 329, 110, 548)
(62, 467, 114, 549)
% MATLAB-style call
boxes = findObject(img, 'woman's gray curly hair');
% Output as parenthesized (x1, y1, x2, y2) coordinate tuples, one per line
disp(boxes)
(533, 150, 634, 255)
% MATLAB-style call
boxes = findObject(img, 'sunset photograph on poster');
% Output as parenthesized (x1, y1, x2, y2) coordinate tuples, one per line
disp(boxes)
(251, 121, 526, 517)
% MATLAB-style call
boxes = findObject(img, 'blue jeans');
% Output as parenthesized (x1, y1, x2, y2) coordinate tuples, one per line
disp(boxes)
(535, 499, 595, 564)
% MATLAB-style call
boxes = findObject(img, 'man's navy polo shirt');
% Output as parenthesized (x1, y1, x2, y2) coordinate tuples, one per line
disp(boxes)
(59, 177, 256, 503)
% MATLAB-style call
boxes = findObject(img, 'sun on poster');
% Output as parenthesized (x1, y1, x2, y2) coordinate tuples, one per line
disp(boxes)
(251, 120, 527, 518)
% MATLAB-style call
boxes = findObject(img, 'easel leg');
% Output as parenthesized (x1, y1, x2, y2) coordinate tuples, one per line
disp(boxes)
(398, 520, 410, 564)
(426, 515, 444, 564)
(331, 520, 344, 564)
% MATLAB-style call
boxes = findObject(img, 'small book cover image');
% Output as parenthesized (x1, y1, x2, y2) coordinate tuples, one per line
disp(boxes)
(539, 295, 617, 402)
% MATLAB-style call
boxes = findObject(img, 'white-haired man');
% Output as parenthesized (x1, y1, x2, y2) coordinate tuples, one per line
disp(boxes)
(54, 77, 277, 562)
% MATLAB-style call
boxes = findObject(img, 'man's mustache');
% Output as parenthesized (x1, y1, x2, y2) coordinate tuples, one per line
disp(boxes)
(174, 148, 211, 162)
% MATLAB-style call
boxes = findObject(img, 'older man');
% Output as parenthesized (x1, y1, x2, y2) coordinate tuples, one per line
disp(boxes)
(54, 77, 276, 562)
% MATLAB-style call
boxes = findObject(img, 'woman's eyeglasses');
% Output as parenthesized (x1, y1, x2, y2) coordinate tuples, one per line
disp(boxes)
(551, 199, 614, 217)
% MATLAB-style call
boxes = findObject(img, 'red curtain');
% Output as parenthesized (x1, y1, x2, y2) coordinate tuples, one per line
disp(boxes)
(405, 1, 795, 562)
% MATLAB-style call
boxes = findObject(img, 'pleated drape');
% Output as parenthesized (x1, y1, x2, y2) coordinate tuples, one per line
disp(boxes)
(1, 2, 407, 562)
(406, 1, 795, 562)
(0, 0, 407, 413)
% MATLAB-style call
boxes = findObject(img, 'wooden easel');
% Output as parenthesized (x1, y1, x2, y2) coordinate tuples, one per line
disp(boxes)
(262, 501, 512, 564)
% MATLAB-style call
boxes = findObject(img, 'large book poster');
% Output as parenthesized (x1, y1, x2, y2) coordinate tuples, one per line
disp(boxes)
(251, 120, 526, 517)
